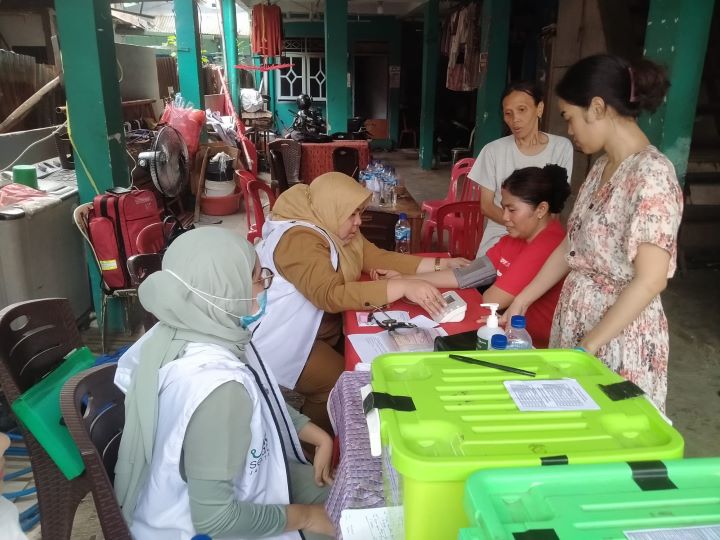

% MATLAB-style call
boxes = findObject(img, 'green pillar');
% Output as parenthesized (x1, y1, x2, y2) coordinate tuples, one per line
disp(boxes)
(324, 0, 349, 134)
(639, 0, 715, 184)
(175, 0, 204, 109)
(419, 0, 440, 170)
(473, 0, 511, 155)
(55, 0, 128, 331)
(221, 0, 239, 112)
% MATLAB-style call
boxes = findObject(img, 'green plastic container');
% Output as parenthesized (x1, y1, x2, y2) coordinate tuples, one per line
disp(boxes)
(460, 458, 720, 539)
(370, 350, 684, 540)
(11, 347, 95, 479)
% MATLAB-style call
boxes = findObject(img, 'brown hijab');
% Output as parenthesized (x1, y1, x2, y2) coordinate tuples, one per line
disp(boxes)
(270, 172, 371, 282)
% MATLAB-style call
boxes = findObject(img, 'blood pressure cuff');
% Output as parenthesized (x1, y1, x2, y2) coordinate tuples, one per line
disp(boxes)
(452, 256, 497, 289)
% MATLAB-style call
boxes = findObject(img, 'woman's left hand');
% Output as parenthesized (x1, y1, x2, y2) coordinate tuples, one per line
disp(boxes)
(444, 257, 472, 269)
(312, 434, 335, 487)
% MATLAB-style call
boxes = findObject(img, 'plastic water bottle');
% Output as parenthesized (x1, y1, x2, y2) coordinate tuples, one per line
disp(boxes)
(490, 334, 508, 350)
(506, 315, 533, 349)
(383, 174, 397, 207)
(394, 213, 411, 253)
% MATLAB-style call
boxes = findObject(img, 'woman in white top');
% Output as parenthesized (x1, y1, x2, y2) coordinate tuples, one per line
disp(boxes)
(469, 81, 574, 256)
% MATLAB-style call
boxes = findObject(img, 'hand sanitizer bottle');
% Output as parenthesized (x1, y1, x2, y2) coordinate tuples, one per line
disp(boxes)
(476, 303, 505, 350)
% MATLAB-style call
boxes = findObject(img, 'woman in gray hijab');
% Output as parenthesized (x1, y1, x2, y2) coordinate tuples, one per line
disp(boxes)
(113, 227, 335, 539)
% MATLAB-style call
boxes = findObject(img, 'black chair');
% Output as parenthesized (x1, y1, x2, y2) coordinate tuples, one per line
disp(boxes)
(268, 149, 291, 193)
(0, 298, 91, 540)
(332, 146, 360, 180)
(61, 363, 132, 539)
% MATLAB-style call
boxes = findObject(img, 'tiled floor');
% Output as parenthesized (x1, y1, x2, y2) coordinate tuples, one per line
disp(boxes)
(9, 149, 720, 538)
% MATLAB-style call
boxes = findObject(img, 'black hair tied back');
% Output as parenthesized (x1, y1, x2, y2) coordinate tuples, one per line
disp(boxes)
(542, 164, 571, 213)
(556, 54, 670, 117)
(502, 164, 571, 214)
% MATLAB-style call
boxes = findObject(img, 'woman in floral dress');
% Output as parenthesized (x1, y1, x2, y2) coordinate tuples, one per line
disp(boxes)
(504, 55, 683, 411)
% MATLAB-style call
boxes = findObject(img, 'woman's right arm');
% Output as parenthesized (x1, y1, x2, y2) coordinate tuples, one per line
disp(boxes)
(480, 187, 505, 225)
(502, 237, 571, 321)
(275, 228, 445, 314)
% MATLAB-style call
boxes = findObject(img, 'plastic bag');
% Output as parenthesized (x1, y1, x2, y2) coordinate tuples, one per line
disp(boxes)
(0, 183, 47, 206)
(160, 95, 205, 158)
(240, 88, 264, 113)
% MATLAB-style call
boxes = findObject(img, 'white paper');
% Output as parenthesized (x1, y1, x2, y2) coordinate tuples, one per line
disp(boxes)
(408, 314, 440, 328)
(348, 328, 447, 365)
(356, 310, 410, 327)
(504, 379, 600, 412)
(625, 525, 720, 539)
(340, 506, 404, 540)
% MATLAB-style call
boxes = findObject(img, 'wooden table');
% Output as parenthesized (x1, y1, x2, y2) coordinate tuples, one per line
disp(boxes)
(361, 188, 423, 252)
(300, 140, 370, 183)
(343, 285, 483, 371)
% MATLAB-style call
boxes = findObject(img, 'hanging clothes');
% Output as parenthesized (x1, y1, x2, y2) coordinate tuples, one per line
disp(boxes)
(251, 4, 284, 57)
(446, 3, 481, 92)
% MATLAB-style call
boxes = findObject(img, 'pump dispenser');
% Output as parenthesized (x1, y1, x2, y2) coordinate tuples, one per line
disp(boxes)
(476, 303, 505, 350)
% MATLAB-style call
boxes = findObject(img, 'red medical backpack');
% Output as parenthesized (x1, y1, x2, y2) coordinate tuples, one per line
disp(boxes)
(87, 189, 162, 289)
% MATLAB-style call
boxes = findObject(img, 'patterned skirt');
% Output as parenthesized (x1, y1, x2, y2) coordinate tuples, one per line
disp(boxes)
(549, 270, 670, 411)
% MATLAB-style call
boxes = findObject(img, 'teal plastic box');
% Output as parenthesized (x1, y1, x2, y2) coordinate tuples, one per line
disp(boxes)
(460, 458, 720, 539)
(11, 347, 95, 479)
(371, 350, 685, 540)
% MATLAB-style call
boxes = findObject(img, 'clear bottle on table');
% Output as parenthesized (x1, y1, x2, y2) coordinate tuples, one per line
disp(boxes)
(394, 213, 411, 253)
(383, 174, 397, 207)
(506, 315, 533, 349)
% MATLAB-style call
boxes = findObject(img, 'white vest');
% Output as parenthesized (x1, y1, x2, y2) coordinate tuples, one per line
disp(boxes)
(116, 337, 304, 540)
(250, 220, 339, 388)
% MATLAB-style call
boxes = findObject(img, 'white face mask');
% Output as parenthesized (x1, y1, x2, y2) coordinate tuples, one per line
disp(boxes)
(165, 269, 260, 322)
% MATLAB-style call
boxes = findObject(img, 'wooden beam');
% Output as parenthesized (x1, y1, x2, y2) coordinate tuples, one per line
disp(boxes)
(0, 76, 61, 134)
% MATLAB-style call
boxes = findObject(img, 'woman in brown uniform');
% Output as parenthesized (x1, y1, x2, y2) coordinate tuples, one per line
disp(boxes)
(249, 172, 468, 432)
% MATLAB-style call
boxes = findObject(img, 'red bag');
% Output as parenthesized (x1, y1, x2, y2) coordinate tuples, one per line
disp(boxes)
(88, 189, 162, 289)
(160, 103, 204, 158)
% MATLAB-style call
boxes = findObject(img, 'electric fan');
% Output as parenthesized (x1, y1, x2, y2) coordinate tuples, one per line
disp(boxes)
(137, 125, 189, 198)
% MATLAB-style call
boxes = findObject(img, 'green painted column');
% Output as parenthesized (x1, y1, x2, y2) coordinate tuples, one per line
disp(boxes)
(324, 0, 349, 134)
(473, 0, 511, 155)
(419, 0, 440, 170)
(174, 0, 204, 109)
(55, 0, 128, 331)
(221, 0, 239, 112)
(639, 0, 715, 184)
(55, 0, 127, 201)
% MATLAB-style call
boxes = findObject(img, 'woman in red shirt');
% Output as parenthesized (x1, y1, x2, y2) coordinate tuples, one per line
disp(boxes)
(375, 164, 571, 347)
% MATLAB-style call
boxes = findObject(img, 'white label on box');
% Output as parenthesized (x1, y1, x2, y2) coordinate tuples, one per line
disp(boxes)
(624, 525, 720, 539)
(504, 379, 600, 412)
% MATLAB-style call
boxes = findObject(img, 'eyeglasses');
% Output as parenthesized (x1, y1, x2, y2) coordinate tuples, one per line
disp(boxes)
(253, 267, 274, 290)
(368, 305, 417, 331)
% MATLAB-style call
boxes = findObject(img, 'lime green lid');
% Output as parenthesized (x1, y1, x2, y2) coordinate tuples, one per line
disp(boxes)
(372, 350, 684, 482)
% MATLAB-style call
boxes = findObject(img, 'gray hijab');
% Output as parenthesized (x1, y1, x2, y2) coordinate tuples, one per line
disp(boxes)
(114, 227, 257, 521)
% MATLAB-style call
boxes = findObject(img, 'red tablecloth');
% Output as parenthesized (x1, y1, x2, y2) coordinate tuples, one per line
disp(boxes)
(300, 140, 370, 183)
(343, 286, 483, 371)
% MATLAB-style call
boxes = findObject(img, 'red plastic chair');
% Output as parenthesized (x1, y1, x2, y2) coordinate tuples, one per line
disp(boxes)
(420, 158, 476, 247)
(244, 176, 277, 244)
(136, 221, 174, 254)
(425, 201, 484, 259)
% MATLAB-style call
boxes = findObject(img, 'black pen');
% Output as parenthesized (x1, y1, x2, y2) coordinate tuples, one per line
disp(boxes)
(449, 354, 536, 377)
